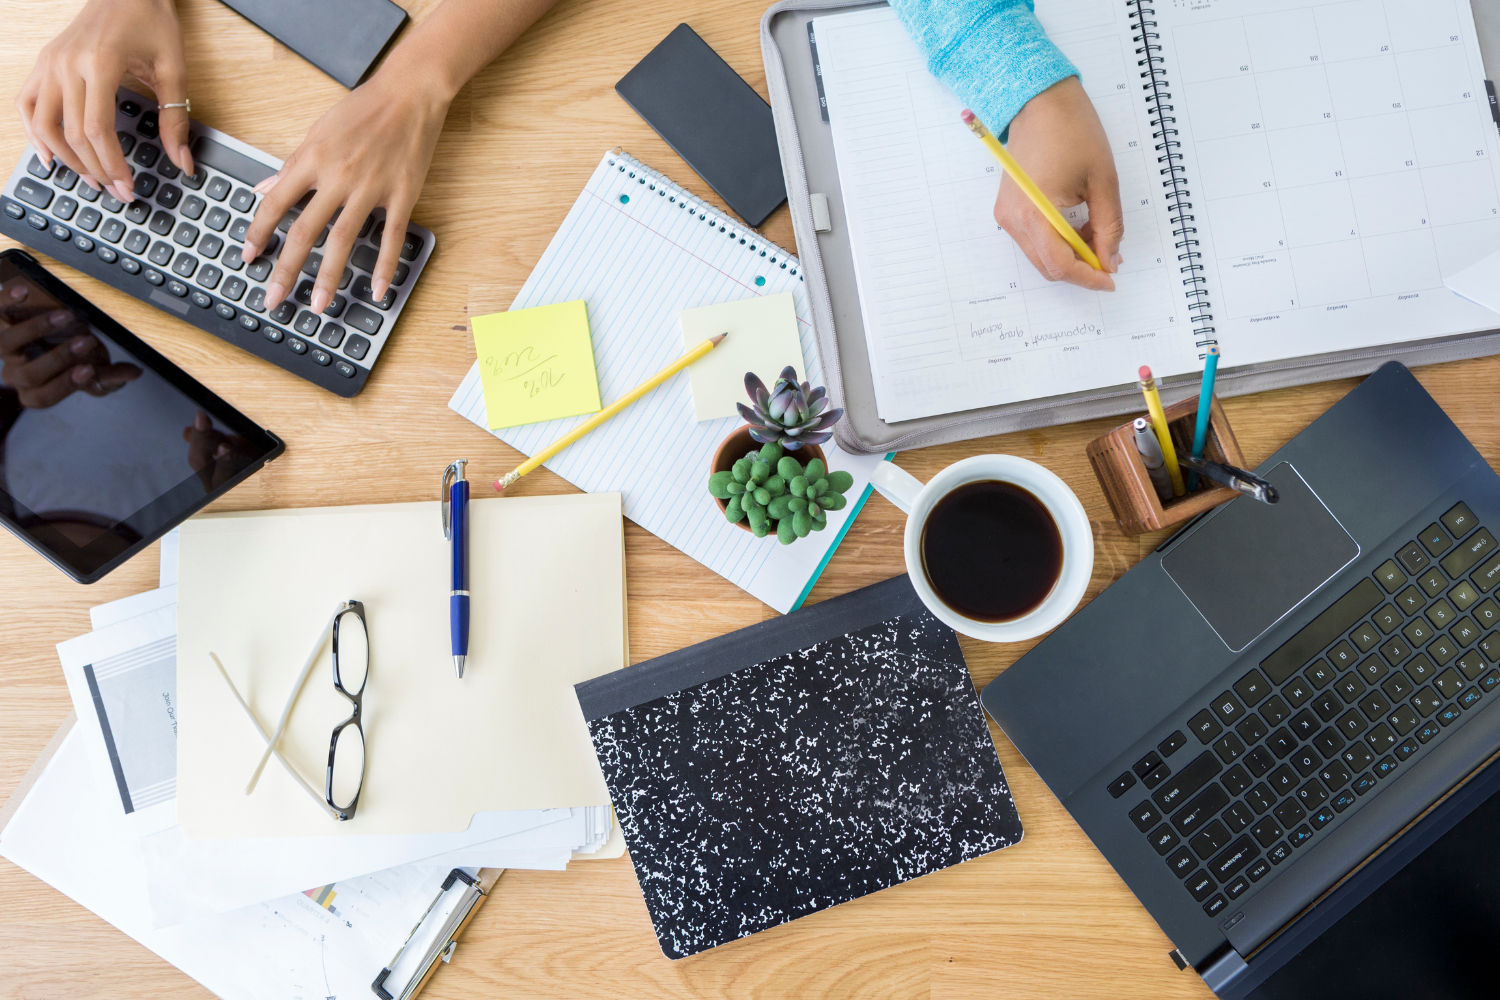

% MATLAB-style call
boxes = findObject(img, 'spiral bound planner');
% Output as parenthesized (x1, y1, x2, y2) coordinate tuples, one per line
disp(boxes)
(449, 151, 887, 614)
(811, 1, 1500, 424)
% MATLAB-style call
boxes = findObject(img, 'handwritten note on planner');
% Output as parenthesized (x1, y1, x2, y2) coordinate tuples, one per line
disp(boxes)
(473, 300, 601, 430)
(680, 292, 805, 421)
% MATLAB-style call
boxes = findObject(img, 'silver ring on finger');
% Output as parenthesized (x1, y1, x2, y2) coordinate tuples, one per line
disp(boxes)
(158, 99, 190, 112)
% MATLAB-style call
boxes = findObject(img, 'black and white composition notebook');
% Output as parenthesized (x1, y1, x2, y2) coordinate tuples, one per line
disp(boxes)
(574, 576, 1023, 959)
(812, 0, 1500, 422)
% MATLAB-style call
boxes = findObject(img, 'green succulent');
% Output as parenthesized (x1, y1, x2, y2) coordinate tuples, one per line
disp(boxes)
(707, 440, 854, 544)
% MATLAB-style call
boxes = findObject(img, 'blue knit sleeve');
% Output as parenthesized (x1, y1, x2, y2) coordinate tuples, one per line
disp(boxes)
(887, 0, 1078, 138)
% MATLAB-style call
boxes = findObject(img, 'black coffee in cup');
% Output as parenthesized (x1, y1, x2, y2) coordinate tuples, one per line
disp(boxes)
(920, 480, 1064, 623)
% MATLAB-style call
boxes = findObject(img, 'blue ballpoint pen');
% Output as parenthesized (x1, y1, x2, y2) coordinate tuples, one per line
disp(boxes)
(1188, 345, 1221, 491)
(442, 460, 470, 679)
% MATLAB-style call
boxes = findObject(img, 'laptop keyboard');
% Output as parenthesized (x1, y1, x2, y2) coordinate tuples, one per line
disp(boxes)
(1108, 502, 1499, 920)
(0, 88, 433, 397)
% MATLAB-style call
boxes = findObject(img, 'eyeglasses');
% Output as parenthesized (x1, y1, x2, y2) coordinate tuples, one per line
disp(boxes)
(213, 599, 368, 821)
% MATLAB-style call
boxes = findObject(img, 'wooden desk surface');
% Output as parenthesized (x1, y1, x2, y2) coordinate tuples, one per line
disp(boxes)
(4, 2, 1499, 997)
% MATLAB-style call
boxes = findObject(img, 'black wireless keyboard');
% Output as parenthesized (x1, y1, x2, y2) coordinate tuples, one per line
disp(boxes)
(1108, 501, 1499, 919)
(0, 88, 434, 397)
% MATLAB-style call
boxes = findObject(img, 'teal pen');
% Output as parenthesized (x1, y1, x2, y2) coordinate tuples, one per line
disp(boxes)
(1187, 345, 1220, 491)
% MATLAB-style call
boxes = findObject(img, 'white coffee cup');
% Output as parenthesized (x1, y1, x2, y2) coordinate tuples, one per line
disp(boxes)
(869, 456, 1094, 642)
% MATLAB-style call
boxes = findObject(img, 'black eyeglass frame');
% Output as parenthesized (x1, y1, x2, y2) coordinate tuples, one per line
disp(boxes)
(326, 599, 367, 821)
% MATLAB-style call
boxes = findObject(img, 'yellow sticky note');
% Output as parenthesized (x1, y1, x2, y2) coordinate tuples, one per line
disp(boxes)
(680, 293, 804, 422)
(473, 300, 602, 430)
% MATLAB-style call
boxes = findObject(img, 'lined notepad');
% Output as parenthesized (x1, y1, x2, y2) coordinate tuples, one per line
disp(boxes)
(450, 152, 886, 614)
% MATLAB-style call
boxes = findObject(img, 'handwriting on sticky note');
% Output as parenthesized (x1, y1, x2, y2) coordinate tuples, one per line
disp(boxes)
(472, 300, 602, 430)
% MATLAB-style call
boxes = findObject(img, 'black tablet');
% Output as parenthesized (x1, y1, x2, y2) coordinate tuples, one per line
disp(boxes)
(0, 249, 283, 583)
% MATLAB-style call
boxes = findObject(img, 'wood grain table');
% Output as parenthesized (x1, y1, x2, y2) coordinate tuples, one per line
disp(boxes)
(4, 2, 1499, 998)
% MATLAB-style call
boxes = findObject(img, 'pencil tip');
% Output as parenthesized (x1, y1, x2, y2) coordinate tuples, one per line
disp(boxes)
(710, 332, 728, 346)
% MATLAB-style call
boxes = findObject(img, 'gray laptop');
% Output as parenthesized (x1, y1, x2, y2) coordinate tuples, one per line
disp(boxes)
(982, 361, 1500, 996)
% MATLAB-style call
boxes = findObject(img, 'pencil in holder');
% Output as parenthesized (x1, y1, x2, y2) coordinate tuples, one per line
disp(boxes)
(1086, 395, 1246, 536)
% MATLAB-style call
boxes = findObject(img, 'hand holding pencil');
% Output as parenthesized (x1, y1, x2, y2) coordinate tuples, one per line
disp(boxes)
(962, 78, 1123, 293)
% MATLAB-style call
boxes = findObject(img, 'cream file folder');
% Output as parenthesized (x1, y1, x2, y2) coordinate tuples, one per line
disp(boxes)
(175, 494, 625, 839)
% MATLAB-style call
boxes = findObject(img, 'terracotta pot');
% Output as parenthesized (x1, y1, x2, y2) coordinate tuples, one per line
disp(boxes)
(711, 425, 827, 533)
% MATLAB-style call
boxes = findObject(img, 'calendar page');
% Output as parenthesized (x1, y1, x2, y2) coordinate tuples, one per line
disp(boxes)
(1158, 0, 1500, 367)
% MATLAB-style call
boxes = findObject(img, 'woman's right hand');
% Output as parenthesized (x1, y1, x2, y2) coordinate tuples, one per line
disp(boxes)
(16, 0, 192, 206)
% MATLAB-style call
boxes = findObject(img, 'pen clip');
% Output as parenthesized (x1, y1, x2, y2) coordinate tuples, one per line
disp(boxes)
(441, 460, 468, 539)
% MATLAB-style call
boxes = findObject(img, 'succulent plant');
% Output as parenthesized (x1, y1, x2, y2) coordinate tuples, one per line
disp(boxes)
(708, 440, 855, 544)
(739, 367, 843, 450)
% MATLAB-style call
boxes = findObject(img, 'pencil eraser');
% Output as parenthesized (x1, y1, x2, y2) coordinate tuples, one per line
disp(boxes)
(960, 110, 975, 124)
(1139, 366, 1153, 380)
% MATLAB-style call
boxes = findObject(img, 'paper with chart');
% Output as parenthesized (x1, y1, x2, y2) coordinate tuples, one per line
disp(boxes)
(1157, 0, 1500, 365)
(449, 151, 886, 615)
(814, 3, 1199, 423)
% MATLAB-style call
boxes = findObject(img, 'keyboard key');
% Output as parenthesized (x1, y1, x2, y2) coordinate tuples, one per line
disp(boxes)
(72, 235, 94, 253)
(237, 313, 260, 332)
(147, 240, 173, 266)
(214, 302, 235, 321)
(1448, 584, 1478, 613)
(1416, 721, 1441, 744)
(1296, 778, 1329, 809)
(100, 191, 124, 213)
(125, 200, 151, 224)
(205, 206, 230, 232)
(137, 110, 159, 138)
(1142, 762, 1171, 789)
(133, 172, 160, 200)
(1406, 654, 1438, 683)
(1267, 841, 1291, 865)
(398, 230, 423, 260)
(1411, 688, 1441, 716)
(76, 207, 101, 232)
(1268, 764, 1298, 796)
(1437, 703, 1461, 726)
(1152, 752, 1221, 811)
(1185, 869, 1217, 901)
(1190, 820, 1231, 859)
(1203, 894, 1228, 917)
(26, 153, 54, 179)
(1223, 801, 1254, 834)
(1312, 728, 1345, 758)
(1243, 746, 1274, 778)
(1427, 637, 1458, 665)
(1291, 746, 1323, 777)
(1214, 733, 1246, 764)
(1374, 755, 1399, 779)
(171, 253, 196, 278)
(1457, 651, 1486, 681)
(1366, 723, 1398, 755)
(195, 264, 222, 290)
(148, 209, 173, 236)
(1209, 836, 1258, 881)
(318, 323, 346, 349)
(190, 290, 211, 308)
(1382, 672, 1413, 701)
(1159, 731, 1187, 757)
(1419, 522, 1451, 555)
(1225, 874, 1250, 899)
(1350, 622, 1381, 652)
(351, 273, 397, 310)
(1259, 696, 1290, 727)
(181, 168, 206, 190)
(206, 176, 231, 201)
(335, 360, 358, 378)
(1359, 690, 1392, 721)
(1129, 799, 1162, 832)
(96, 245, 116, 263)
(1374, 560, 1406, 592)
(245, 286, 266, 312)
(228, 217, 251, 242)
(1172, 783, 1230, 837)
(179, 195, 205, 221)
(52, 195, 77, 220)
(247, 257, 273, 282)
(1417, 569, 1447, 597)
(311, 348, 333, 366)
(1166, 846, 1196, 877)
(344, 302, 383, 337)
(1343, 742, 1375, 771)
(1108, 771, 1137, 799)
(1441, 503, 1478, 539)
(1441, 527, 1496, 577)
(14, 176, 53, 209)
(1236, 714, 1268, 745)
(1134, 752, 1164, 779)
(1472, 555, 1500, 595)
(53, 166, 79, 191)
(1482, 671, 1500, 694)
(164, 278, 188, 297)
(222, 276, 246, 301)
(1266, 727, 1297, 759)
(172, 221, 199, 247)
(1460, 686, 1483, 709)
(1288, 824, 1314, 847)
(199, 234, 223, 259)
(1309, 805, 1335, 829)
(1330, 788, 1357, 812)
(1397, 542, 1429, 574)
(119, 257, 141, 274)
(1473, 599, 1500, 629)
(1246, 783, 1276, 814)
(1337, 672, 1367, 706)
(222, 245, 244, 271)
(285, 335, 308, 354)
(1273, 798, 1306, 827)
(1327, 640, 1358, 671)
(1246, 858, 1272, 882)
(1312, 691, 1342, 722)
(1305, 660, 1337, 689)
(1373, 605, 1402, 633)
(133, 143, 159, 168)
(1289, 709, 1319, 740)
(293, 309, 321, 337)
(1352, 771, 1378, 794)
(269, 301, 296, 325)
(1453, 617, 1481, 646)
(1251, 815, 1284, 847)
(1394, 736, 1420, 760)
(1434, 668, 1465, 699)
(156, 183, 181, 209)
(1319, 758, 1353, 789)
(3, 201, 22, 220)
(1400, 617, 1434, 648)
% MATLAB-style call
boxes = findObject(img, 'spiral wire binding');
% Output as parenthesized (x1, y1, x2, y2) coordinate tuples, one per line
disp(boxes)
(605, 149, 803, 280)
(1128, 1, 1216, 356)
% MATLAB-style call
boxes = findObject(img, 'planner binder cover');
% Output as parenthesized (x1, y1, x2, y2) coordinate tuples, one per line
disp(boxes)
(575, 575, 1023, 959)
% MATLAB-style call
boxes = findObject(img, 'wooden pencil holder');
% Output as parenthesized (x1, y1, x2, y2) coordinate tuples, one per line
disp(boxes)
(1086, 395, 1246, 536)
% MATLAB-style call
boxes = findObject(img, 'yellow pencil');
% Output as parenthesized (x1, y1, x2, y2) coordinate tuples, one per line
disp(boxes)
(495, 332, 727, 492)
(961, 110, 1104, 271)
(1138, 366, 1185, 497)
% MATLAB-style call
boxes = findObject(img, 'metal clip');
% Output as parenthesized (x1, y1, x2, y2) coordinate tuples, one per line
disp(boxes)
(441, 459, 468, 539)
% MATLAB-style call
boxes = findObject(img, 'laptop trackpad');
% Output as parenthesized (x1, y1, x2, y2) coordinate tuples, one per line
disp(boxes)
(1163, 463, 1359, 651)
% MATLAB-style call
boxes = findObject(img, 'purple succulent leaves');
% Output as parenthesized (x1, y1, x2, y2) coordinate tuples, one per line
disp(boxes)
(740, 367, 843, 448)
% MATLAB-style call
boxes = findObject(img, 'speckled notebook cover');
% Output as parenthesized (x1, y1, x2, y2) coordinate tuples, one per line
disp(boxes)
(575, 575, 1024, 959)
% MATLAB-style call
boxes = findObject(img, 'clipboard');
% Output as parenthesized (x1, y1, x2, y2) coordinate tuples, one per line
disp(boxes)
(372, 867, 503, 1000)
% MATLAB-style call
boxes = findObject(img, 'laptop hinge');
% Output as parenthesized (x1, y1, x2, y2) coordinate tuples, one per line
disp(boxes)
(1198, 946, 1249, 994)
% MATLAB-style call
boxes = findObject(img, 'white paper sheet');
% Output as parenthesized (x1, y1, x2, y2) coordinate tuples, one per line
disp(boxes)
(1445, 248, 1500, 313)
(448, 151, 886, 616)
(90, 585, 177, 630)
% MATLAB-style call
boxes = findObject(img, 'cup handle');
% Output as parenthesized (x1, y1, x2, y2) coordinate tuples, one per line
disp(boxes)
(870, 460, 924, 515)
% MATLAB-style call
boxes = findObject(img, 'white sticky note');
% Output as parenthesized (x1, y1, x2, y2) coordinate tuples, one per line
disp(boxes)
(680, 293, 805, 422)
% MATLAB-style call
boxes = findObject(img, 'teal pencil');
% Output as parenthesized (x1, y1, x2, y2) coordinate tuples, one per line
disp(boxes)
(1187, 345, 1221, 491)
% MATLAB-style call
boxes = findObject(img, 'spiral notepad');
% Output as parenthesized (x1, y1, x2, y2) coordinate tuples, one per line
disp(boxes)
(449, 151, 887, 614)
(812, 1, 1500, 423)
